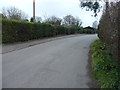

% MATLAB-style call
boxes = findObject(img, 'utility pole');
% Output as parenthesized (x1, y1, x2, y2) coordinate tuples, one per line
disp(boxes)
(33, 0, 35, 20)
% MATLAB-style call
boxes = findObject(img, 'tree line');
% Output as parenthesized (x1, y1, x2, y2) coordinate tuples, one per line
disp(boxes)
(1, 6, 82, 27)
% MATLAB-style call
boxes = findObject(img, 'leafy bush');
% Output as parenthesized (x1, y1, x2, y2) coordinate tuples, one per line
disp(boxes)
(91, 40, 120, 89)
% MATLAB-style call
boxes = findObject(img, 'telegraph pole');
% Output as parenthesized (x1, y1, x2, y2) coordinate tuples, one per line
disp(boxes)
(33, 0, 35, 20)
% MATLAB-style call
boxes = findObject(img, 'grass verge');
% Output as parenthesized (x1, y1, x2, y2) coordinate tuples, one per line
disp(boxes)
(91, 40, 120, 89)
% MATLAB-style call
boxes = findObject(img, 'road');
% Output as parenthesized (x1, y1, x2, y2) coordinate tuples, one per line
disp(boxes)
(3, 34, 98, 88)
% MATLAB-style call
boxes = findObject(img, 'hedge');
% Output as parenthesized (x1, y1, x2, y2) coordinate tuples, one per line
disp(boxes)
(98, 2, 120, 62)
(1, 19, 96, 43)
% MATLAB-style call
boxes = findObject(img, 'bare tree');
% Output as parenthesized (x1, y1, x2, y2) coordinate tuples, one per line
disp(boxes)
(2, 7, 7, 18)
(44, 16, 62, 25)
(0, 13, 7, 19)
(92, 21, 98, 29)
(2, 7, 28, 20)
(75, 17, 82, 27)
(35, 16, 42, 23)
(63, 15, 82, 27)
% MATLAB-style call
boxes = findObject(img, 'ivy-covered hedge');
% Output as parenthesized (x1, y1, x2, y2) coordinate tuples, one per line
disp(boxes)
(1, 19, 96, 43)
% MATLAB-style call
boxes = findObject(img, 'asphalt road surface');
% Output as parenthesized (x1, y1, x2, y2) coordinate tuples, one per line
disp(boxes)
(3, 34, 98, 88)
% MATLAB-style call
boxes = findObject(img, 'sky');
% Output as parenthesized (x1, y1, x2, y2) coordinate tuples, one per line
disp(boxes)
(0, 0, 104, 27)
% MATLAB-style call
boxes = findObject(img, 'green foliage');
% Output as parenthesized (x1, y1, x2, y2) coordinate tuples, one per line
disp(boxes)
(80, 1, 102, 17)
(83, 29, 96, 34)
(83, 26, 97, 34)
(2, 19, 96, 43)
(91, 40, 120, 89)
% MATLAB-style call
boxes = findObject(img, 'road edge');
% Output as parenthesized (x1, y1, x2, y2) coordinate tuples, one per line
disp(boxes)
(86, 40, 100, 88)
(2, 34, 89, 54)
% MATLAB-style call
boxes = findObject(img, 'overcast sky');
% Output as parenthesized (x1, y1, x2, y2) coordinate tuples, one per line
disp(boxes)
(0, 0, 104, 27)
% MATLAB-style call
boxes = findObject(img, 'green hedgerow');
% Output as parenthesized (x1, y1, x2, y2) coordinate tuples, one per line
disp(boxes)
(1, 18, 96, 43)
